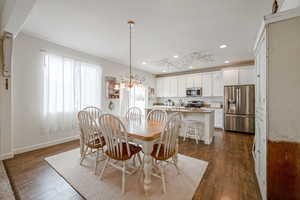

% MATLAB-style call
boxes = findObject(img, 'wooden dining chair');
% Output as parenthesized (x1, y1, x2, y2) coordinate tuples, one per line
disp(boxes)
(151, 112, 183, 193)
(98, 114, 142, 194)
(83, 106, 103, 121)
(125, 106, 142, 121)
(146, 109, 167, 124)
(78, 111, 106, 174)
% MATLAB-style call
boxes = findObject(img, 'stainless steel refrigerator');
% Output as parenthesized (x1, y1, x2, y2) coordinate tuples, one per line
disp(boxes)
(224, 85, 255, 133)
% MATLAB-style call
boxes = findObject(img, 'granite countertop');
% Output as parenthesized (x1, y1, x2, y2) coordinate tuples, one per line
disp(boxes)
(145, 107, 214, 113)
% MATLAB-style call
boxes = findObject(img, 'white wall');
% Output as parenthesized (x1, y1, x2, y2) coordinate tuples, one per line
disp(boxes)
(12, 32, 156, 153)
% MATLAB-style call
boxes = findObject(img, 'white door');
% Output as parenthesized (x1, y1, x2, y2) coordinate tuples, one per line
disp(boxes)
(202, 73, 212, 96)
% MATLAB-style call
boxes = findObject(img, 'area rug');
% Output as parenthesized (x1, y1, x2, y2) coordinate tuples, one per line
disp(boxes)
(45, 148, 208, 200)
(0, 161, 15, 200)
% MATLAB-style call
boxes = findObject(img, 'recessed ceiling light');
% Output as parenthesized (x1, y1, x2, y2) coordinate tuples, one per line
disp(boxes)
(220, 44, 227, 49)
(224, 60, 230, 64)
(189, 66, 193, 69)
(173, 55, 179, 58)
(142, 61, 147, 65)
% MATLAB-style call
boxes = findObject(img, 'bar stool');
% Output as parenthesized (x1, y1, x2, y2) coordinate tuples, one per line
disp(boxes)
(183, 120, 204, 144)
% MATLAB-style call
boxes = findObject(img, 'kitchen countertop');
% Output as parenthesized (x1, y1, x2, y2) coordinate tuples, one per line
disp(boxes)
(145, 107, 214, 113)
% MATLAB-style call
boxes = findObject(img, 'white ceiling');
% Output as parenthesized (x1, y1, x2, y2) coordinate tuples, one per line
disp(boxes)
(22, 0, 272, 74)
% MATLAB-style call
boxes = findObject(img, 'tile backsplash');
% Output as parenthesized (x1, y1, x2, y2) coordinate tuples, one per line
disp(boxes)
(155, 96, 223, 107)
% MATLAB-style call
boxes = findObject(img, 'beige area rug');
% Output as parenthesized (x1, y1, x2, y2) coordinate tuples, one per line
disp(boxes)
(0, 161, 15, 200)
(45, 148, 208, 200)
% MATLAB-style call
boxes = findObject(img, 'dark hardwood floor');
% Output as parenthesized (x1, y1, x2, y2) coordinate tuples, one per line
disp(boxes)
(4, 130, 261, 200)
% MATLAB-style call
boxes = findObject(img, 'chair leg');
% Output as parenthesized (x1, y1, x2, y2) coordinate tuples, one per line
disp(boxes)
(172, 156, 180, 175)
(159, 164, 167, 193)
(137, 153, 142, 165)
(122, 161, 126, 194)
(195, 128, 199, 144)
(80, 146, 89, 165)
(137, 156, 144, 182)
(95, 149, 100, 175)
(100, 157, 109, 180)
(183, 125, 187, 141)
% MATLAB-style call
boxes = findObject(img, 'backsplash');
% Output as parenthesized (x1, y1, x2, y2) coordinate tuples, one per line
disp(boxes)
(155, 96, 223, 107)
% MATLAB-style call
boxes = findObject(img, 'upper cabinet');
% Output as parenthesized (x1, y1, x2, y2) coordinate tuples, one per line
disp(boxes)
(223, 66, 255, 86)
(156, 66, 254, 98)
(169, 77, 178, 97)
(202, 73, 212, 96)
(238, 66, 256, 85)
(212, 71, 223, 96)
(223, 69, 239, 85)
(177, 76, 187, 97)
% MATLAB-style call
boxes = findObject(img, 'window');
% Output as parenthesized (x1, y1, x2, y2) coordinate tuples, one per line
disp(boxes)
(42, 53, 102, 133)
(129, 85, 146, 116)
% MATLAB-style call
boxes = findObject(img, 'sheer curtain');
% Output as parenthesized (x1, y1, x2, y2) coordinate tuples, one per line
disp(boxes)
(42, 53, 102, 134)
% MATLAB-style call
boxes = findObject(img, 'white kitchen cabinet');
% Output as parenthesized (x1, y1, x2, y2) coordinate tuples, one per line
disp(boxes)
(177, 76, 187, 97)
(223, 67, 255, 86)
(238, 66, 256, 85)
(186, 75, 194, 88)
(202, 73, 212, 96)
(212, 71, 223, 96)
(169, 77, 178, 97)
(202, 108, 224, 129)
(156, 78, 164, 97)
(193, 74, 202, 88)
(222, 69, 239, 85)
(214, 109, 224, 128)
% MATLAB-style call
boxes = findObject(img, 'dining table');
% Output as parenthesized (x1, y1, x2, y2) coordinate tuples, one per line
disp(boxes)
(122, 118, 165, 195)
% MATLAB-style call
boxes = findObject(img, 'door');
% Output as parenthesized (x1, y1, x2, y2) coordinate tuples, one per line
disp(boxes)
(236, 85, 255, 115)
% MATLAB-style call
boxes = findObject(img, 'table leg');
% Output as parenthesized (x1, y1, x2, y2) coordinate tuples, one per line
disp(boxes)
(142, 141, 153, 195)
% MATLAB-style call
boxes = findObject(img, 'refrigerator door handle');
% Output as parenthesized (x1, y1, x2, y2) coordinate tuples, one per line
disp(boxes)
(236, 88, 240, 113)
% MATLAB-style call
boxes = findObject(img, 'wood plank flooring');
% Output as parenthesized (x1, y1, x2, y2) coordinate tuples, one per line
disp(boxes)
(4, 130, 261, 200)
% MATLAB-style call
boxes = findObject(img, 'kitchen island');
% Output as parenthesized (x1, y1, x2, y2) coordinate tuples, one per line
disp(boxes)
(145, 107, 215, 144)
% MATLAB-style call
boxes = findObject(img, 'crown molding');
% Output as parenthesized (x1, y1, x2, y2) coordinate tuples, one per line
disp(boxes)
(155, 60, 254, 78)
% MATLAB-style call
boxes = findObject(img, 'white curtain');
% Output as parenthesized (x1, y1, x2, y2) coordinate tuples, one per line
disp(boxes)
(42, 53, 102, 134)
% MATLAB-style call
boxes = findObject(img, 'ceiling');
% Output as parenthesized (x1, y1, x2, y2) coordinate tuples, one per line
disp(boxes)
(22, 0, 272, 74)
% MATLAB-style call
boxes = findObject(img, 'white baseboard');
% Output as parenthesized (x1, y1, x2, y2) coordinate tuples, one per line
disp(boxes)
(0, 152, 14, 161)
(14, 135, 80, 155)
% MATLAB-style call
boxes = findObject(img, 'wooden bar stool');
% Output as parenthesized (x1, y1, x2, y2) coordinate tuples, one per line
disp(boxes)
(183, 120, 204, 144)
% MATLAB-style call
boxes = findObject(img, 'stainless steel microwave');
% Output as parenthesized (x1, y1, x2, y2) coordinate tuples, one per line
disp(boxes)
(186, 87, 202, 97)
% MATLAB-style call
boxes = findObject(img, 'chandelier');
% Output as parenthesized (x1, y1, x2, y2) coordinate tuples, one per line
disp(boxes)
(120, 20, 145, 88)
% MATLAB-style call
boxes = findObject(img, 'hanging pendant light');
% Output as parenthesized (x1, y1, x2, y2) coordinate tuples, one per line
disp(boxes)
(128, 20, 134, 88)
